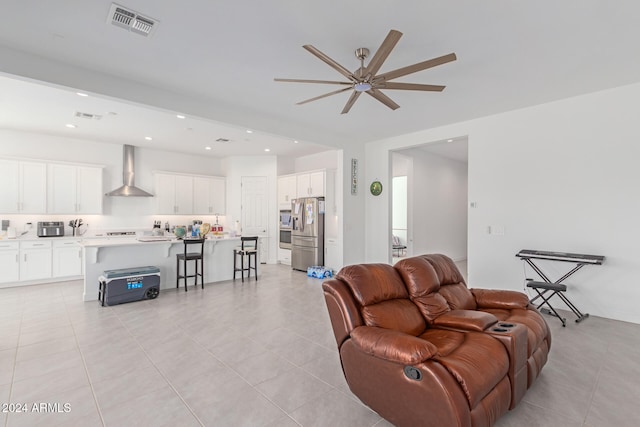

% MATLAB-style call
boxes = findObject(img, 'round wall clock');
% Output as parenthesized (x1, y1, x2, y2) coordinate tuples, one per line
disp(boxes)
(370, 180, 383, 196)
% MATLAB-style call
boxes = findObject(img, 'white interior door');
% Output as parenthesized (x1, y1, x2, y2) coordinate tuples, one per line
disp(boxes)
(241, 176, 269, 261)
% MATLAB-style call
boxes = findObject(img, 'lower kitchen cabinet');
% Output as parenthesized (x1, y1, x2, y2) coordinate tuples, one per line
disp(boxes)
(277, 247, 291, 266)
(0, 239, 84, 286)
(0, 242, 19, 283)
(52, 240, 82, 277)
(20, 240, 52, 281)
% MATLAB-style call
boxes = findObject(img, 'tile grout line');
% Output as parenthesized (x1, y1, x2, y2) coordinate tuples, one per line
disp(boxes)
(111, 298, 207, 427)
(4, 290, 25, 427)
(68, 297, 107, 427)
(152, 305, 303, 424)
(580, 340, 610, 426)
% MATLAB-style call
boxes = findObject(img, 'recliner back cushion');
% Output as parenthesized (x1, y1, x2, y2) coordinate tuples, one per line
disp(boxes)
(424, 254, 477, 310)
(361, 299, 427, 336)
(395, 257, 451, 323)
(337, 264, 426, 336)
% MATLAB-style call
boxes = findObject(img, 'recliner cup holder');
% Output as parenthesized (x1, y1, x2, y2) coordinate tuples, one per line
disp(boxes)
(499, 323, 514, 328)
(492, 328, 509, 332)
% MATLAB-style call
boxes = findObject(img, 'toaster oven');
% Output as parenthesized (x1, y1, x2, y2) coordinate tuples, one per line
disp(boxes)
(37, 221, 65, 237)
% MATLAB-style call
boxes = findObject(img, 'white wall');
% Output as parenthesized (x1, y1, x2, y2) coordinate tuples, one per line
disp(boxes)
(293, 150, 339, 172)
(340, 147, 366, 266)
(365, 82, 640, 324)
(401, 148, 468, 261)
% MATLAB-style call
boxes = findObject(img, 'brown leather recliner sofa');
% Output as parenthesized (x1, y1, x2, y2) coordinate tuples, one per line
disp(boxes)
(322, 254, 551, 427)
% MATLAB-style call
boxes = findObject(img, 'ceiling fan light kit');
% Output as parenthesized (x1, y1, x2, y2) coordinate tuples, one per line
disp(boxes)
(275, 29, 456, 114)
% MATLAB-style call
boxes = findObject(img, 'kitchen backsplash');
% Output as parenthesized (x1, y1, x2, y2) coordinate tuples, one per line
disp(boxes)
(0, 214, 229, 238)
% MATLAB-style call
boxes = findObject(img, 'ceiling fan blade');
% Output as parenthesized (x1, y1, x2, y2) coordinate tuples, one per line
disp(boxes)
(375, 82, 446, 92)
(274, 78, 352, 85)
(373, 53, 457, 83)
(364, 29, 403, 78)
(303, 45, 357, 82)
(366, 88, 400, 110)
(341, 91, 362, 114)
(296, 87, 353, 105)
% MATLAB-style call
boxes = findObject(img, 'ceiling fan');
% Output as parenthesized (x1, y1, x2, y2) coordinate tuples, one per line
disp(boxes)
(274, 29, 456, 114)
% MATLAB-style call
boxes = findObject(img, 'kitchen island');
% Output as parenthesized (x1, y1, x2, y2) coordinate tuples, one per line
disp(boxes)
(81, 237, 241, 301)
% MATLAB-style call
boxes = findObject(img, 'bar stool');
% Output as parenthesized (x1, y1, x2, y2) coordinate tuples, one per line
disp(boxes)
(233, 236, 258, 282)
(176, 238, 205, 291)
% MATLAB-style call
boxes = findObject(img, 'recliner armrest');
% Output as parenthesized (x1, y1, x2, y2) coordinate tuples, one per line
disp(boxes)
(471, 289, 530, 309)
(350, 326, 438, 365)
(432, 310, 498, 331)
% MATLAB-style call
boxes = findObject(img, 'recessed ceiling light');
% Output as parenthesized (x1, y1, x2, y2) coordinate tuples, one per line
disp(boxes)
(145, 136, 153, 141)
(76, 92, 89, 97)
(293, 140, 299, 144)
(65, 124, 76, 128)
(264, 148, 270, 152)
(205, 146, 212, 150)
(176, 114, 186, 119)
(447, 139, 453, 142)
(246, 130, 253, 134)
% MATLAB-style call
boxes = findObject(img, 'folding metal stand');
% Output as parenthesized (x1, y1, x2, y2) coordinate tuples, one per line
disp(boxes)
(516, 250, 605, 326)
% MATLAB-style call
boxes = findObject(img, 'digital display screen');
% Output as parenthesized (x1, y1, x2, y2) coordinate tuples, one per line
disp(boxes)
(127, 281, 143, 290)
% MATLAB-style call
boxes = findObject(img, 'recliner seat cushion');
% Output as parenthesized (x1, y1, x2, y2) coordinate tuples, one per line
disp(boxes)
(420, 329, 510, 408)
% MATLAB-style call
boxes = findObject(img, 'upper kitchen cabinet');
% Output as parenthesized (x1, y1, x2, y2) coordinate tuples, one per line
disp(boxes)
(154, 173, 194, 215)
(48, 164, 103, 214)
(296, 170, 326, 198)
(0, 159, 46, 214)
(277, 175, 297, 209)
(193, 176, 226, 215)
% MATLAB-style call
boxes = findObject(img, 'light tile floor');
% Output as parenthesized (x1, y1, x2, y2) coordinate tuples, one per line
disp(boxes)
(1, 263, 639, 426)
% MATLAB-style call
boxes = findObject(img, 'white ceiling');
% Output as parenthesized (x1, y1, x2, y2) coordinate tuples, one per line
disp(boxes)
(1, 1, 640, 157)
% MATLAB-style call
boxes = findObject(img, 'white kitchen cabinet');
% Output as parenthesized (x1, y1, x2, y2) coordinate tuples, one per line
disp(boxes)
(77, 167, 103, 213)
(154, 173, 194, 214)
(258, 237, 268, 264)
(193, 176, 226, 215)
(277, 175, 297, 209)
(154, 173, 177, 214)
(0, 160, 47, 214)
(48, 164, 103, 214)
(296, 170, 325, 198)
(0, 242, 20, 284)
(19, 240, 52, 281)
(52, 240, 82, 278)
(277, 247, 291, 266)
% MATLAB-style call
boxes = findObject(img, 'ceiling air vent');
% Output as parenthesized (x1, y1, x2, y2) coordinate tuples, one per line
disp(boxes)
(107, 3, 158, 37)
(216, 138, 231, 143)
(75, 111, 103, 120)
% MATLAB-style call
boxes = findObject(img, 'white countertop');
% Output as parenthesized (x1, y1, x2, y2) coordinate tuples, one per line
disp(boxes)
(0, 234, 240, 245)
(80, 236, 240, 248)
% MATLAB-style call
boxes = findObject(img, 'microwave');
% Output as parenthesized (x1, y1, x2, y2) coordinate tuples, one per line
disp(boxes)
(279, 210, 292, 229)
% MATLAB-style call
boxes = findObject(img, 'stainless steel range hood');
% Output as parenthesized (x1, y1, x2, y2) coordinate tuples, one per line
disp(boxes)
(105, 145, 153, 197)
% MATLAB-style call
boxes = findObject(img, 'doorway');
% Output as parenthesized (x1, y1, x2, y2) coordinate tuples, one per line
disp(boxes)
(391, 137, 468, 265)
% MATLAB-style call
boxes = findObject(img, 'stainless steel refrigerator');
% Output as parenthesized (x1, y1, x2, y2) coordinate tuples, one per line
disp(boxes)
(291, 197, 324, 271)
